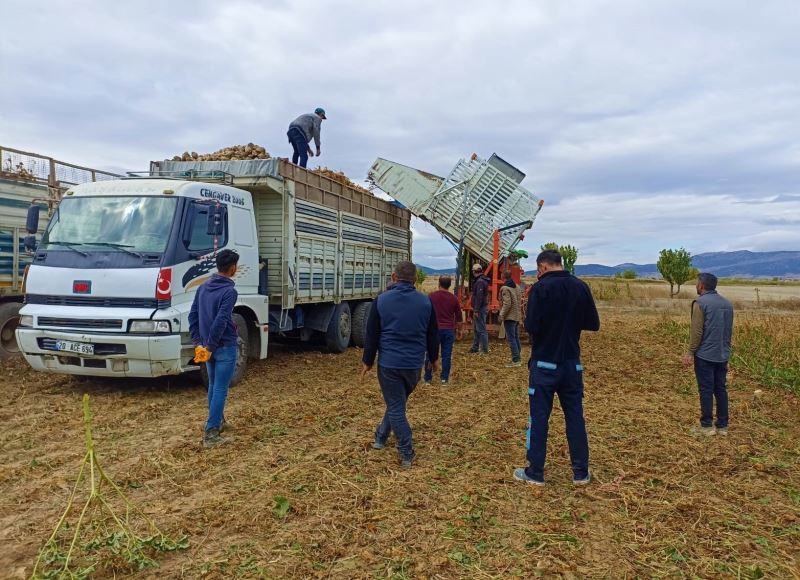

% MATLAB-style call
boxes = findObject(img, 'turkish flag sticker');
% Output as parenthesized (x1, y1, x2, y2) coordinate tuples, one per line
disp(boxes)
(156, 268, 172, 300)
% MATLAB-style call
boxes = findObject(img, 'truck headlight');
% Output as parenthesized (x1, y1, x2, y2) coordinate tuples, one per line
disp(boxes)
(129, 320, 171, 333)
(19, 315, 34, 327)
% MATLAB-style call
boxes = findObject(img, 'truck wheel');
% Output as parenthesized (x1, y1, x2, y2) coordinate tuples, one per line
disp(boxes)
(199, 313, 250, 388)
(325, 302, 351, 353)
(0, 302, 22, 358)
(351, 301, 372, 348)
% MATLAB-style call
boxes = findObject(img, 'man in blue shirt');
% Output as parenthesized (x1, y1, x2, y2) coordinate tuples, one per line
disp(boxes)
(362, 261, 440, 467)
(514, 249, 600, 486)
(189, 249, 240, 448)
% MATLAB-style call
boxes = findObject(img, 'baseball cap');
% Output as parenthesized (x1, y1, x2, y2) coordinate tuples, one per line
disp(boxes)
(472, 263, 482, 272)
(315, 107, 327, 119)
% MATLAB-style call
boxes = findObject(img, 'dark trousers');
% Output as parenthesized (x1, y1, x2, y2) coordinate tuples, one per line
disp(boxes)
(504, 320, 521, 362)
(375, 366, 420, 457)
(471, 306, 489, 352)
(287, 126, 309, 168)
(694, 356, 729, 428)
(525, 359, 589, 481)
(425, 329, 455, 382)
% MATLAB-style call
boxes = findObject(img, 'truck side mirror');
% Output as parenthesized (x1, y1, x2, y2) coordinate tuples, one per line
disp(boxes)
(26, 204, 40, 234)
(207, 204, 227, 236)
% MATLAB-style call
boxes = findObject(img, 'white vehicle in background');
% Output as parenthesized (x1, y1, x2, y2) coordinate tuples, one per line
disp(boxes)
(16, 159, 411, 384)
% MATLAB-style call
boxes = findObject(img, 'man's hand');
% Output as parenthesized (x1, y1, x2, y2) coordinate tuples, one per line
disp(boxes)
(681, 353, 693, 367)
(307, 147, 314, 157)
(361, 363, 373, 378)
(316, 147, 321, 157)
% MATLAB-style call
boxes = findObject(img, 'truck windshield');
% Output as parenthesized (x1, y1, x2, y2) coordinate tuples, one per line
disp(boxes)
(41, 196, 177, 254)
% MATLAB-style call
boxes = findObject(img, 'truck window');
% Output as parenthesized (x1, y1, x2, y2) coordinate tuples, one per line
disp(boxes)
(231, 207, 254, 247)
(185, 202, 228, 252)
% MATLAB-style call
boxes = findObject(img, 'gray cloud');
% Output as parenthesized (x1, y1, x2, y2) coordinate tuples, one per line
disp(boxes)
(2, 0, 799, 268)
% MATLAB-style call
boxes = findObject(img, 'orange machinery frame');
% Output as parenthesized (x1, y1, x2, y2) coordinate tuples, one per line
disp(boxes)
(456, 229, 526, 334)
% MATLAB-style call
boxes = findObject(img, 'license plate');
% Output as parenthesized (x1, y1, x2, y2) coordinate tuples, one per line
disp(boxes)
(55, 340, 94, 355)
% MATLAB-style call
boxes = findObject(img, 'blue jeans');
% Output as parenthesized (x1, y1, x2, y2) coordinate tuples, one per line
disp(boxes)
(504, 320, 521, 362)
(425, 329, 455, 382)
(287, 126, 309, 168)
(525, 359, 589, 481)
(375, 366, 420, 458)
(205, 345, 237, 432)
(694, 356, 729, 428)
(471, 306, 489, 352)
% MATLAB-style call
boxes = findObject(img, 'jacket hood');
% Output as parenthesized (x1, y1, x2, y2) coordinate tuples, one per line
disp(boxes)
(205, 273, 236, 292)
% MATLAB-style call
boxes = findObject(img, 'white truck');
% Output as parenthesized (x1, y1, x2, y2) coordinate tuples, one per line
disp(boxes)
(16, 158, 411, 384)
(0, 146, 119, 358)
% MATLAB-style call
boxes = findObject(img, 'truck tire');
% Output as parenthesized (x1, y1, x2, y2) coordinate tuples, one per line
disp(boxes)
(325, 302, 351, 353)
(351, 301, 372, 348)
(199, 313, 250, 388)
(0, 302, 22, 359)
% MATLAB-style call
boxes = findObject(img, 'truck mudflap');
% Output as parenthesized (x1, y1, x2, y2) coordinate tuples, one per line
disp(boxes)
(15, 329, 191, 378)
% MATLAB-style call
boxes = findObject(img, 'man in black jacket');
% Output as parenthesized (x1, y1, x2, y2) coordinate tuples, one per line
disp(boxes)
(469, 263, 490, 354)
(362, 261, 439, 468)
(514, 249, 600, 486)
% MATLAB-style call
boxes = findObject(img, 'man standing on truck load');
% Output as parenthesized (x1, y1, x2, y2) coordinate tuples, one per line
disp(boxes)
(681, 273, 734, 437)
(469, 263, 490, 354)
(287, 108, 326, 168)
(499, 270, 523, 367)
(362, 260, 440, 468)
(189, 249, 240, 449)
(514, 249, 600, 486)
(424, 276, 462, 385)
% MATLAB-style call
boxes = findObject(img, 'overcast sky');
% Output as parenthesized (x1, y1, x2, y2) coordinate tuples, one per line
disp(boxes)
(2, 0, 798, 269)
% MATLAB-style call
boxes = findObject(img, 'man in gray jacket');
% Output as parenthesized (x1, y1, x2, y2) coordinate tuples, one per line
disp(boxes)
(682, 272, 734, 436)
(287, 108, 326, 168)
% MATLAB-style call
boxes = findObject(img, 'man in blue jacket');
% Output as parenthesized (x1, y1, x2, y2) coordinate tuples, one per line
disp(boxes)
(514, 249, 600, 486)
(362, 261, 440, 467)
(189, 249, 240, 448)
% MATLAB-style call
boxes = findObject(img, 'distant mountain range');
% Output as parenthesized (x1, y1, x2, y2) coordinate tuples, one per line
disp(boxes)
(576, 251, 800, 278)
(418, 251, 800, 279)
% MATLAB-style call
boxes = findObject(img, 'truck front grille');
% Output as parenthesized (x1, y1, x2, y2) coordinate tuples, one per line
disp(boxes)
(38, 317, 123, 330)
(26, 294, 170, 309)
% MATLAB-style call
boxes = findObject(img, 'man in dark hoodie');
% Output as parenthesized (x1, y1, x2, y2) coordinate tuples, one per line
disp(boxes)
(189, 249, 240, 448)
(362, 260, 439, 467)
(514, 249, 600, 486)
(469, 263, 490, 354)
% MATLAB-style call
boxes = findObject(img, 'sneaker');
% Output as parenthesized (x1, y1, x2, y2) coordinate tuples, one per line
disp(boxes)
(423, 380, 431, 385)
(716, 427, 728, 436)
(441, 380, 449, 386)
(468, 348, 479, 354)
(219, 419, 233, 433)
(505, 361, 522, 367)
(202, 428, 230, 448)
(573, 473, 591, 486)
(400, 451, 416, 468)
(692, 425, 717, 437)
(513, 468, 545, 486)
(371, 438, 386, 450)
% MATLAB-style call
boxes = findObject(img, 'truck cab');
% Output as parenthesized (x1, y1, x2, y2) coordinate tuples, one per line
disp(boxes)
(16, 178, 269, 380)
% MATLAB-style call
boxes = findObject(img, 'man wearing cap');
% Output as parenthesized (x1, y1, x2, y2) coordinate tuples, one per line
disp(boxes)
(470, 263, 491, 354)
(287, 108, 326, 168)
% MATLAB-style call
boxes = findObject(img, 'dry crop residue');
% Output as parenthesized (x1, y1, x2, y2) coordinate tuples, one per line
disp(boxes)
(1, 309, 798, 578)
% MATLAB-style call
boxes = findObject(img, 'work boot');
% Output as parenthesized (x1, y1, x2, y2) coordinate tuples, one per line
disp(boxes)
(513, 468, 545, 487)
(400, 451, 416, 468)
(203, 428, 229, 448)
